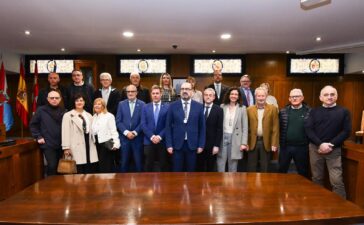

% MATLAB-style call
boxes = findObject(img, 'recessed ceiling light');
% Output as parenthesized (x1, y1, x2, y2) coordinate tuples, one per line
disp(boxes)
(316, 36, 322, 42)
(220, 33, 231, 40)
(137, 49, 141, 52)
(60, 48, 66, 52)
(362, 70, 364, 73)
(286, 51, 290, 54)
(212, 50, 216, 53)
(24, 30, 30, 36)
(123, 31, 134, 38)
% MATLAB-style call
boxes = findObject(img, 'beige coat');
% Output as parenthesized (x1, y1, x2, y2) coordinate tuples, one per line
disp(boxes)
(247, 103, 279, 151)
(62, 110, 98, 164)
(220, 104, 248, 160)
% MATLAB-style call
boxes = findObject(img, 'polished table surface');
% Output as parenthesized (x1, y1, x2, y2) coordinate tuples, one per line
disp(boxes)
(0, 173, 364, 225)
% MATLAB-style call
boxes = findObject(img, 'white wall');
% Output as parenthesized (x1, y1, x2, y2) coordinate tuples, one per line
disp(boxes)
(345, 53, 364, 74)
(1, 51, 22, 73)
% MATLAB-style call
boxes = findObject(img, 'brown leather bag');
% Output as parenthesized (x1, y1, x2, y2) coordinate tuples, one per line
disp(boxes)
(57, 154, 77, 174)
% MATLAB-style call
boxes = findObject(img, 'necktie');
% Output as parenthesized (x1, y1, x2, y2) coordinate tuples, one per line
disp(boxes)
(245, 89, 251, 106)
(183, 101, 188, 120)
(130, 101, 135, 116)
(216, 84, 220, 99)
(204, 106, 210, 120)
(154, 103, 159, 126)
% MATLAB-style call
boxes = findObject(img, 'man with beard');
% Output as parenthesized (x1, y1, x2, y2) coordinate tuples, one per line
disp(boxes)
(165, 82, 206, 172)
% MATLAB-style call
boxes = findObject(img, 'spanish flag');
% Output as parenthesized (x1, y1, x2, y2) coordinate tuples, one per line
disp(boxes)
(16, 61, 28, 127)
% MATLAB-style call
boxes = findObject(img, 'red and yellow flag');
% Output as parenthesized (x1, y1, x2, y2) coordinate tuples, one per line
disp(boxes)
(16, 61, 28, 127)
(32, 60, 39, 115)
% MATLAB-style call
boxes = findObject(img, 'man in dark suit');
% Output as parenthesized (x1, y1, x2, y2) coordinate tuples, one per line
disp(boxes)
(65, 69, 94, 113)
(121, 72, 150, 103)
(141, 85, 170, 172)
(37, 72, 67, 108)
(165, 82, 206, 172)
(239, 74, 255, 107)
(94, 72, 121, 116)
(205, 69, 229, 105)
(116, 84, 145, 172)
(196, 88, 223, 172)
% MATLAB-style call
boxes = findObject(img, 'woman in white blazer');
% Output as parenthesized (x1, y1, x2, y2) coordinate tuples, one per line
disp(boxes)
(217, 87, 248, 172)
(62, 94, 99, 174)
(91, 98, 120, 173)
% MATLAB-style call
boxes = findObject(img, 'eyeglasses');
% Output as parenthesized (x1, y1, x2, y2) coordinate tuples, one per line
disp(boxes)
(126, 90, 137, 93)
(181, 88, 192, 91)
(48, 97, 61, 100)
(289, 95, 302, 99)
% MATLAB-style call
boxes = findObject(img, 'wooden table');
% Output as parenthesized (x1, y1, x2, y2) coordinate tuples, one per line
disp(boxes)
(0, 173, 363, 225)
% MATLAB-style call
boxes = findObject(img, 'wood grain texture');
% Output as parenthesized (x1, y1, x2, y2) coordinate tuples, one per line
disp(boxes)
(0, 173, 363, 225)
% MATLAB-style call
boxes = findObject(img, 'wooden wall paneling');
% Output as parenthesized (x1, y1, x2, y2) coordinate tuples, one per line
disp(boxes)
(292, 80, 314, 107)
(272, 80, 293, 108)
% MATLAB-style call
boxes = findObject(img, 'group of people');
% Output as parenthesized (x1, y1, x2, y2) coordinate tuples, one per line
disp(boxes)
(30, 69, 352, 199)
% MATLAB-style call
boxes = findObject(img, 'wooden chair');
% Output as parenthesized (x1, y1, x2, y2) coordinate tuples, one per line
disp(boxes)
(355, 110, 364, 144)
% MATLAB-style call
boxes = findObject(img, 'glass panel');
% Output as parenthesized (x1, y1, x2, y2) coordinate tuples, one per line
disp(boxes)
(120, 59, 167, 74)
(290, 58, 339, 73)
(194, 59, 242, 73)
(29, 60, 74, 73)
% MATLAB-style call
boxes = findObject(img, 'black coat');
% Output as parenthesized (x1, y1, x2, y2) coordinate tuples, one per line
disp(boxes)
(206, 83, 229, 106)
(94, 87, 121, 116)
(66, 83, 94, 113)
(29, 104, 65, 150)
(37, 85, 67, 108)
(204, 104, 224, 150)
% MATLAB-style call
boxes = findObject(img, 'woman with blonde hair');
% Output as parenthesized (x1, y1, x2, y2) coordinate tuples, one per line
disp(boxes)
(159, 73, 177, 103)
(260, 82, 278, 108)
(91, 98, 120, 173)
(186, 75, 203, 103)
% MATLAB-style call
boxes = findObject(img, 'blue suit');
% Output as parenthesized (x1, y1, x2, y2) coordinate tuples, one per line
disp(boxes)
(141, 102, 169, 145)
(141, 102, 170, 171)
(165, 100, 206, 171)
(116, 99, 145, 172)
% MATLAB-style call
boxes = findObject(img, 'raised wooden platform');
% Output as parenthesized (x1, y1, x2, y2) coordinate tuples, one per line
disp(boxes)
(0, 139, 43, 200)
(0, 173, 363, 224)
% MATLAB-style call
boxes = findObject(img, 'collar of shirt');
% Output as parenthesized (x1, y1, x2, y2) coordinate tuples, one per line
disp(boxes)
(181, 99, 192, 105)
(73, 81, 84, 86)
(322, 103, 337, 108)
(153, 101, 161, 106)
(204, 103, 212, 108)
(291, 104, 303, 109)
(102, 86, 111, 92)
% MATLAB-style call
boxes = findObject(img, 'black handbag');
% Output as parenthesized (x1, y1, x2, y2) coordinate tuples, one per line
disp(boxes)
(102, 139, 114, 151)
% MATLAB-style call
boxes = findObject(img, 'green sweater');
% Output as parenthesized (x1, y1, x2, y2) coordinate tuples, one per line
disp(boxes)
(286, 107, 308, 146)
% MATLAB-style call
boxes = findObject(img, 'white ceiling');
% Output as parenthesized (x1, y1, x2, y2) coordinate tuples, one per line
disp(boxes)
(0, 0, 364, 55)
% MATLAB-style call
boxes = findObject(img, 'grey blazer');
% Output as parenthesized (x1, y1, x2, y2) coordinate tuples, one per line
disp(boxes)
(220, 104, 248, 160)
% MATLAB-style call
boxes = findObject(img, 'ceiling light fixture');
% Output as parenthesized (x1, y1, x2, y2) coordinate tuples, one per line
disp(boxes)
(316, 36, 322, 42)
(123, 31, 134, 38)
(137, 49, 141, 52)
(212, 50, 216, 53)
(300, 0, 331, 10)
(286, 51, 290, 54)
(24, 30, 31, 36)
(61, 48, 66, 52)
(220, 33, 231, 40)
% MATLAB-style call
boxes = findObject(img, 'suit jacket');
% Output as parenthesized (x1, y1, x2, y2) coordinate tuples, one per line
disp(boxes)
(220, 104, 248, 160)
(206, 83, 229, 105)
(247, 103, 279, 151)
(240, 87, 255, 107)
(141, 102, 169, 145)
(204, 104, 224, 150)
(121, 85, 151, 103)
(94, 87, 121, 116)
(165, 100, 206, 150)
(116, 99, 145, 143)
